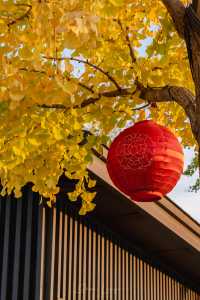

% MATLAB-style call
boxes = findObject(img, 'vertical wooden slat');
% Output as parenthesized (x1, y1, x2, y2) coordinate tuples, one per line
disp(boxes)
(174, 279, 176, 300)
(140, 260, 144, 300)
(163, 271, 165, 300)
(77, 221, 83, 300)
(193, 290, 195, 300)
(159, 269, 162, 300)
(110, 241, 114, 300)
(82, 225, 88, 300)
(67, 216, 73, 300)
(177, 280, 180, 300)
(0, 199, 11, 300)
(136, 257, 139, 300)
(105, 236, 109, 300)
(100, 234, 105, 299)
(88, 227, 92, 300)
(57, 210, 63, 299)
(92, 230, 96, 300)
(186, 288, 188, 300)
(72, 219, 78, 300)
(165, 274, 167, 300)
(49, 208, 56, 300)
(143, 261, 147, 300)
(118, 245, 122, 300)
(62, 213, 68, 299)
(173, 279, 176, 300)
(172, 279, 175, 300)
(129, 254, 133, 300)
(166, 275, 168, 300)
(34, 202, 43, 300)
(164, 272, 166, 300)
(168, 275, 171, 300)
(156, 269, 159, 300)
(153, 268, 157, 300)
(39, 207, 46, 300)
(133, 256, 137, 300)
(170, 276, 173, 300)
(97, 232, 101, 300)
(0, 199, 4, 292)
(177, 281, 180, 300)
(146, 264, 150, 300)
(168, 275, 170, 300)
(190, 289, 192, 300)
(125, 251, 128, 300)
(169, 276, 172, 300)
(12, 199, 22, 300)
(175, 280, 179, 300)
(151, 266, 154, 300)
(122, 249, 125, 300)
(114, 243, 118, 300)
(181, 283, 184, 300)
(190, 291, 194, 300)
(167, 275, 171, 300)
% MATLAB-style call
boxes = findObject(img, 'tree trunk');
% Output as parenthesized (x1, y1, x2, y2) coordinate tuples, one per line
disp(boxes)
(156, 0, 200, 173)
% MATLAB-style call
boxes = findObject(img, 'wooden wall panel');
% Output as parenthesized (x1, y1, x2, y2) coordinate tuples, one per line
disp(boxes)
(0, 193, 200, 300)
(0, 190, 42, 300)
(41, 204, 200, 300)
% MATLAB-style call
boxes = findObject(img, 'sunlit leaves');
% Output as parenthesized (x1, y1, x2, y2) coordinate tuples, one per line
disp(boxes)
(0, 0, 196, 212)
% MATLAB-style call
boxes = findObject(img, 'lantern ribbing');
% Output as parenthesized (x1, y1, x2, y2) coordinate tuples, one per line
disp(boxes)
(107, 120, 184, 202)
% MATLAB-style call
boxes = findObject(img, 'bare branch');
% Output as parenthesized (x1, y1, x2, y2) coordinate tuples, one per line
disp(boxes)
(116, 19, 136, 64)
(64, 74, 95, 94)
(19, 67, 95, 94)
(43, 56, 122, 91)
(19, 67, 46, 74)
(133, 103, 150, 111)
(37, 80, 196, 124)
(38, 88, 135, 110)
(39, 96, 150, 112)
(161, 0, 186, 38)
(39, 104, 66, 109)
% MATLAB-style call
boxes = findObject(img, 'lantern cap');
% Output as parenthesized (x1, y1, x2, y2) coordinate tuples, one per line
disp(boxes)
(134, 119, 157, 126)
(131, 191, 163, 202)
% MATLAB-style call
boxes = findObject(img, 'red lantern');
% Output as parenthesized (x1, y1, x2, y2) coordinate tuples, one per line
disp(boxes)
(107, 120, 184, 202)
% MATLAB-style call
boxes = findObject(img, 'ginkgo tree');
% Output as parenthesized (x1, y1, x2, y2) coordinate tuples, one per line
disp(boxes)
(0, 0, 200, 214)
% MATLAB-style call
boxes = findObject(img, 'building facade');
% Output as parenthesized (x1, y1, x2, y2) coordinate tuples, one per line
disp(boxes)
(0, 151, 200, 299)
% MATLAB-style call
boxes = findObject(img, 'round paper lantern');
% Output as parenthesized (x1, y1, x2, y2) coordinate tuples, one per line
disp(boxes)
(107, 120, 184, 202)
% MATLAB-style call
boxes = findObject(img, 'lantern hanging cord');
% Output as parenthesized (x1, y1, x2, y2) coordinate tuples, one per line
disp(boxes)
(132, 103, 150, 111)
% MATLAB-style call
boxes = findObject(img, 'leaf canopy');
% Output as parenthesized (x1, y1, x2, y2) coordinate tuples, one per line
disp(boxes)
(0, 0, 195, 213)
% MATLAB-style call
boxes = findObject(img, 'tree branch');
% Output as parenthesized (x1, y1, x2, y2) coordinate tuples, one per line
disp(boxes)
(161, 0, 186, 38)
(43, 56, 122, 91)
(38, 88, 135, 110)
(38, 81, 196, 129)
(140, 85, 197, 131)
(116, 19, 136, 64)
(19, 67, 95, 94)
